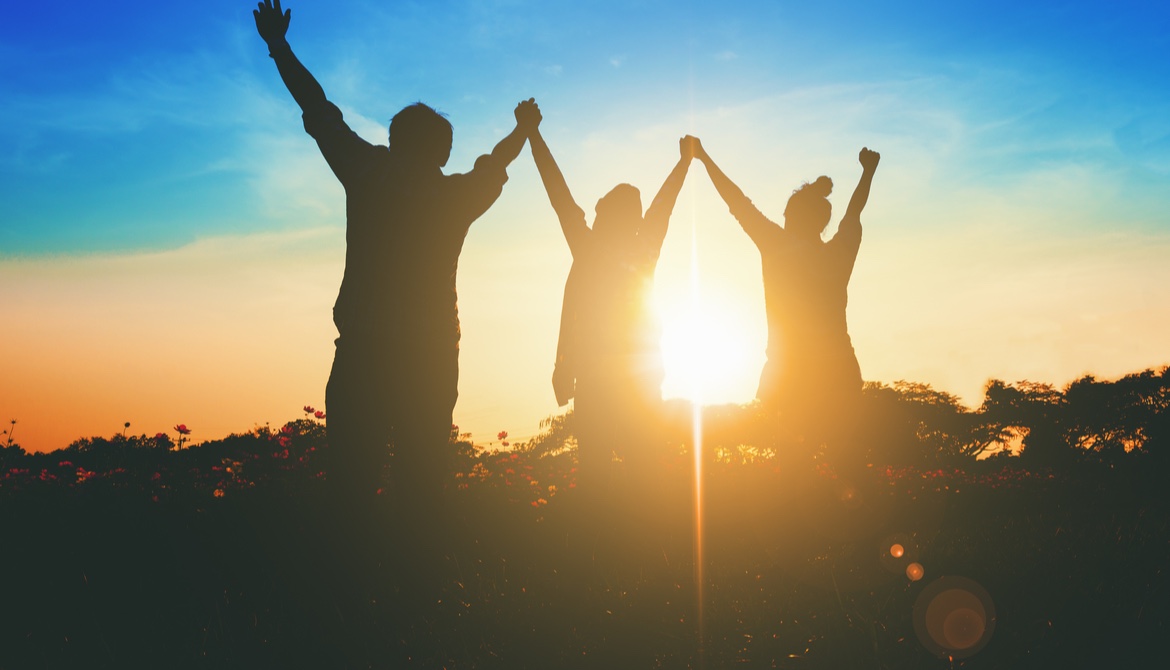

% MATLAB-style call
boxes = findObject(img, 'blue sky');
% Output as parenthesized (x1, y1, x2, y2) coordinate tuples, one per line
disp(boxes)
(3, 0, 1170, 450)
(5, 0, 1167, 254)
(3, 0, 1167, 249)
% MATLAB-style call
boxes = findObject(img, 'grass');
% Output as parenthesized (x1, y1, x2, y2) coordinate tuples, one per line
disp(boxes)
(0, 408, 1167, 669)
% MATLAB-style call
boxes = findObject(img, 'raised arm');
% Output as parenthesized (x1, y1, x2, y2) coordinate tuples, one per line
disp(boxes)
(640, 137, 696, 249)
(692, 137, 777, 244)
(528, 125, 590, 255)
(254, 0, 327, 112)
(486, 98, 538, 172)
(255, 0, 378, 185)
(840, 147, 880, 228)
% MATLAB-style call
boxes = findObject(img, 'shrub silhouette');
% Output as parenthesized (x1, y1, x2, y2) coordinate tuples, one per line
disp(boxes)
(1, 368, 1169, 668)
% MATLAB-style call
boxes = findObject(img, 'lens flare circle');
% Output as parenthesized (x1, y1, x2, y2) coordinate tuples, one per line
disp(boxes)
(913, 576, 997, 659)
(942, 607, 985, 650)
(878, 533, 917, 575)
(906, 562, 925, 581)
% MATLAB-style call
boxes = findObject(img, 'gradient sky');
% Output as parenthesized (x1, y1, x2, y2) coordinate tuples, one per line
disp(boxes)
(3, 0, 1169, 452)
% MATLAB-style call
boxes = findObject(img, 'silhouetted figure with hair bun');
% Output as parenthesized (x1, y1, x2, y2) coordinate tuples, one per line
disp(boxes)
(529, 118, 696, 493)
(254, 0, 539, 505)
(693, 140, 880, 451)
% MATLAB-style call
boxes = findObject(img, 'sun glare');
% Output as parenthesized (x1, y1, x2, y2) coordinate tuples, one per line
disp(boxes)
(658, 293, 758, 406)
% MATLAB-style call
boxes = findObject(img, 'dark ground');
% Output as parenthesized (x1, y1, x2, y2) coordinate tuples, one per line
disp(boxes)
(2, 427, 1167, 669)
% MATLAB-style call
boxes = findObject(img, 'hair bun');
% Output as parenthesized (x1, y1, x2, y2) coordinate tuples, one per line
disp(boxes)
(809, 176, 833, 198)
(792, 176, 833, 199)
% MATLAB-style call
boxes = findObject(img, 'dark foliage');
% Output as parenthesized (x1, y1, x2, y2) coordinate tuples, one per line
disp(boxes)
(1, 368, 1168, 668)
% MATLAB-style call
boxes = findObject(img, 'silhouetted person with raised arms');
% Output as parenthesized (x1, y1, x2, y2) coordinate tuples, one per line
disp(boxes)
(692, 140, 879, 449)
(254, 0, 538, 504)
(528, 117, 696, 492)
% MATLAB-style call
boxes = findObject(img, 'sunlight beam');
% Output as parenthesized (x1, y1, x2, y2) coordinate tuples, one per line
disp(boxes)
(687, 169, 707, 666)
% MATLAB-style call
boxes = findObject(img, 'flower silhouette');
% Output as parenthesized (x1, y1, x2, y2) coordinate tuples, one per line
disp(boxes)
(174, 424, 191, 450)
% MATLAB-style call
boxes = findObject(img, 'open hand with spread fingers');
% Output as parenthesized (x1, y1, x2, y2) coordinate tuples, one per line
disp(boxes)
(254, 0, 291, 45)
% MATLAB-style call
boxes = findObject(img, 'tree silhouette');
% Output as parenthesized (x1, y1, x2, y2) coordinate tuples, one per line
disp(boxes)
(978, 380, 1070, 465)
(1065, 369, 1170, 462)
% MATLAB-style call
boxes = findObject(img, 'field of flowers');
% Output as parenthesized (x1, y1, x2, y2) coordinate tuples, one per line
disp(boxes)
(1, 404, 1167, 669)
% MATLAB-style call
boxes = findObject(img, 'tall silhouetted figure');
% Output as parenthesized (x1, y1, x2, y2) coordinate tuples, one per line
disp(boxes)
(529, 118, 695, 491)
(254, 0, 538, 502)
(693, 140, 880, 449)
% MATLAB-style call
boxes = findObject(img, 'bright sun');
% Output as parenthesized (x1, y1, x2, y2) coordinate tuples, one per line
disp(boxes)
(657, 292, 760, 406)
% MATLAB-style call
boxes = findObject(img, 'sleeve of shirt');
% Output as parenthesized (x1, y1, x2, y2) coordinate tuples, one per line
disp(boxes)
(301, 100, 376, 186)
(450, 152, 510, 225)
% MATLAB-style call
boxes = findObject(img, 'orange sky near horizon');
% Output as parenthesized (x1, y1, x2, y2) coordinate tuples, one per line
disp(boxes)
(4, 1, 1170, 453)
(6, 160, 1170, 454)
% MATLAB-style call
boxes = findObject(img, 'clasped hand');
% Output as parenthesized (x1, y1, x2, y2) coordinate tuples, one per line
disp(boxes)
(515, 98, 541, 131)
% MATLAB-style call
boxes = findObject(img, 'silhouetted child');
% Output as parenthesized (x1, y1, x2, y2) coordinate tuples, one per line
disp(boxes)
(254, 0, 539, 504)
(692, 140, 880, 456)
(528, 119, 696, 493)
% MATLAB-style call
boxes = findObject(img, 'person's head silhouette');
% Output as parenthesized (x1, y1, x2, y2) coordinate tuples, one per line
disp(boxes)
(784, 176, 834, 238)
(592, 183, 643, 241)
(389, 103, 454, 168)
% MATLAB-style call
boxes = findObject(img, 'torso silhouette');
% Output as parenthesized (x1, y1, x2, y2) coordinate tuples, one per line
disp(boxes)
(255, 6, 532, 499)
(567, 230, 663, 402)
(305, 101, 507, 353)
(531, 130, 692, 482)
(695, 141, 878, 441)
(736, 203, 862, 409)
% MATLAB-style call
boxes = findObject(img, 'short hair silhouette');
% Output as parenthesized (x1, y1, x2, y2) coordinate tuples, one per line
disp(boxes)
(784, 176, 834, 237)
(389, 102, 454, 168)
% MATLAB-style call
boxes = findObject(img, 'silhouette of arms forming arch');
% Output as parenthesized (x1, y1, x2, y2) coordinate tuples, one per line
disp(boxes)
(691, 137, 779, 245)
(491, 99, 538, 170)
(528, 125, 590, 256)
(640, 137, 697, 254)
(449, 99, 539, 224)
